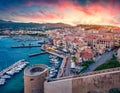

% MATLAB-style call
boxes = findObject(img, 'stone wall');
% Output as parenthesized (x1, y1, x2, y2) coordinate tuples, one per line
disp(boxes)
(44, 68, 120, 93)
(44, 79, 72, 93)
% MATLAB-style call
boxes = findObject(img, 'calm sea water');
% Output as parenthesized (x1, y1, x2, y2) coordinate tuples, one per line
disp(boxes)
(0, 37, 50, 93)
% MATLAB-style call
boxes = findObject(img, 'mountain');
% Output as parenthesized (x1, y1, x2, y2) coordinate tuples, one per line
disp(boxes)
(77, 24, 120, 30)
(0, 20, 13, 23)
(0, 20, 71, 31)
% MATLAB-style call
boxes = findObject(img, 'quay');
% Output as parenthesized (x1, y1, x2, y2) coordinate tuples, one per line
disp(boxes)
(57, 56, 68, 78)
(11, 45, 41, 48)
(29, 52, 47, 57)
(0, 59, 28, 76)
(45, 50, 64, 58)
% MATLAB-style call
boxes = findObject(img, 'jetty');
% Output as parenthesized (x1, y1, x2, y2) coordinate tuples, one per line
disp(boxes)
(11, 45, 41, 48)
(45, 50, 64, 58)
(0, 59, 29, 76)
(29, 52, 47, 57)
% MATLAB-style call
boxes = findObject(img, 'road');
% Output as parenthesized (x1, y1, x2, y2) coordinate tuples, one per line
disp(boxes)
(82, 51, 115, 73)
(63, 56, 71, 76)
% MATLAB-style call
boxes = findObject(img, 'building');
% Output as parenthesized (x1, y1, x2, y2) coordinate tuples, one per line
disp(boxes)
(24, 64, 48, 93)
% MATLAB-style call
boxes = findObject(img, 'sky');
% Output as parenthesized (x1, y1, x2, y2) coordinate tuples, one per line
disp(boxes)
(0, 0, 120, 26)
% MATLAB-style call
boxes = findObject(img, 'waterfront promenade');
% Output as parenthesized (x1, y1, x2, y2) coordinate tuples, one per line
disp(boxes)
(57, 56, 68, 78)
(45, 50, 64, 58)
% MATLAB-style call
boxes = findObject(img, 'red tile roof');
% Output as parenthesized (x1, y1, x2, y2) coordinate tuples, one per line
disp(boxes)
(85, 35, 98, 39)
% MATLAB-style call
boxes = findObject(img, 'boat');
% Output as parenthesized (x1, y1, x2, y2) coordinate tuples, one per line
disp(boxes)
(49, 55, 57, 59)
(49, 72, 56, 78)
(50, 58, 58, 62)
(6, 60, 29, 76)
(1, 75, 11, 79)
(50, 68, 58, 73)
(0, 79, 6, 85)
(37, 40, 45, 44)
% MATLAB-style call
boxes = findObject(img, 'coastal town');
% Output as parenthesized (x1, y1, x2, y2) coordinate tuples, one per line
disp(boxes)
(1, 0, 120, 93)
(0, 25, 120, 93)
(1, 25, 120, 79)
(43, 25, 120, 77)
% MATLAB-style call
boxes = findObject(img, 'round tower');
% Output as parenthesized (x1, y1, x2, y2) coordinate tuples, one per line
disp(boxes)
(24, 64, 48, 93)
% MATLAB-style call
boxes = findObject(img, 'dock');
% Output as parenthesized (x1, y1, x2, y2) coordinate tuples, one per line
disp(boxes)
(45, 50, 64, 58)
(29, 52, 47, 57)
(0, 59, 28, 76)
(11, 45, 41, 48)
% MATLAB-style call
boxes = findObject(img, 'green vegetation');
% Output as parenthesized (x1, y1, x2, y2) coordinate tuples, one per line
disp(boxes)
(108, 88, 120, 93)
(81, 59, 94, 67)
(72, 56, 77, 63)
(94, 55, 120, 71)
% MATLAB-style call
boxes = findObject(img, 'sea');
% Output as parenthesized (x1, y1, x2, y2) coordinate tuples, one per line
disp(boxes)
(0, 36, 51, 93)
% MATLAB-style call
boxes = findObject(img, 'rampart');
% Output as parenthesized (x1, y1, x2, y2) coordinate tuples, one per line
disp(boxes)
(44, 67, 120, 93)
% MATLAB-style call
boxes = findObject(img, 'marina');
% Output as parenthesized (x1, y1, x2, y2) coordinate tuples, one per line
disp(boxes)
(0, 36, 63, 93)
(0, 59, 29, 85)
(48, 55, 61, 78)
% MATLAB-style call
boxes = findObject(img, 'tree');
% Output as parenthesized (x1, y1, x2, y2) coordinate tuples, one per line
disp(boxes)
(72, 56, 77, 63)
(108, 88, 120, 93)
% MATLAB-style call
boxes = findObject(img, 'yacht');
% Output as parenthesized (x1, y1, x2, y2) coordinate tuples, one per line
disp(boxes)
(49, 72, 56, 78)
(1, 75, 11, 79)
(0, 79, 6, 85)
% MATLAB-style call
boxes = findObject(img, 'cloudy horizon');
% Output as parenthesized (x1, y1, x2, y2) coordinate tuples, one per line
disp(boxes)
(0, 0, 120, 26)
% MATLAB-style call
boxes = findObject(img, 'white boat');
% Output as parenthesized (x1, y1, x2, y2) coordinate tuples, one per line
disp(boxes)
(49, 72, 56, 78)
(6, 60, 29, 76)
(50, 69, 58, 73)
(1, 75, 11, 79)
(0, 79, 6, 85)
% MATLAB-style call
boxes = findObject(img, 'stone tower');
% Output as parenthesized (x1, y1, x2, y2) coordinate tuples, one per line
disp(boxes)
(24, 64, 48, 93)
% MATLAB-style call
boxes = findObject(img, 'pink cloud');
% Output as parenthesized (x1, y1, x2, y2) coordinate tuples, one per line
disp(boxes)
(10, 0, 120, 26)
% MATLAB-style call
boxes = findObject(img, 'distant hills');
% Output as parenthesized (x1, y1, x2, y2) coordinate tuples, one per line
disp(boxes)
(0, 19, 120, 31)
(0, 20, 71, 31)
(0, 20, 13, 23)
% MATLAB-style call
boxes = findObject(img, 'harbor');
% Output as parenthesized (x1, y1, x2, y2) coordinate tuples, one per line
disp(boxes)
(0, 36, 64, 92)
(0, 59, 29, 86)
(0, 36, 52, 93)
(48, 54, 62, 78)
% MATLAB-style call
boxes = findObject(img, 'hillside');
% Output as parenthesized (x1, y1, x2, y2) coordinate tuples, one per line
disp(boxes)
(0, 20, 71, 31)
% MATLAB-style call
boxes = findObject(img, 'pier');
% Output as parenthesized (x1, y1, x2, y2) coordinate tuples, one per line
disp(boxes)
(0, 59, 28, 76)
(45, 50, 64, 58)
(29, 52, 47, 57)
(11, 45, 41, 48)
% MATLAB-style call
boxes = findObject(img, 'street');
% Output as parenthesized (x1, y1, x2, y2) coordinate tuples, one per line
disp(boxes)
(82, 51, 115, 73)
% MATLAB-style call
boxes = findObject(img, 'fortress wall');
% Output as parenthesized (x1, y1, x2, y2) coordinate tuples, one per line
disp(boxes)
(44, 69, 120, 93)
(44, 79, 72, 93)
(72, 71, 120, 93)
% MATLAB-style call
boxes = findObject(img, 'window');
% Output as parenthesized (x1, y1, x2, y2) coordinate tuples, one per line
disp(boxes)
(30, 78, 34, 81)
